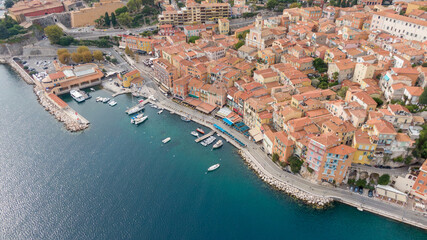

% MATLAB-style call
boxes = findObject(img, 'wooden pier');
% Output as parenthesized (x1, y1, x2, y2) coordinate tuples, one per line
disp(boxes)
(195, 131, 215, 143)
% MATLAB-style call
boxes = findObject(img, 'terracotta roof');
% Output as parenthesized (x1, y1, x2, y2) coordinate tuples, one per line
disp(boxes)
(405, 86, 424, 96)
(327, 144, 356, 155)
(48, 93, 68, 108)
(49, 71, 66, 80)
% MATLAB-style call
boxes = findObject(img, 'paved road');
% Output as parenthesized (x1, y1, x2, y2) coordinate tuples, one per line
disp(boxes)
(117, 50, 427, 229)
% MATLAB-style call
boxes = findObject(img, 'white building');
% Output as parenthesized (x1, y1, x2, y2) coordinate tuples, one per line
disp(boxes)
(370, 11, 427, 42)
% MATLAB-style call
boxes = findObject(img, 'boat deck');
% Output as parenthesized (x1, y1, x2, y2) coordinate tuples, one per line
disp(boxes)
(195, 131, 215, 143)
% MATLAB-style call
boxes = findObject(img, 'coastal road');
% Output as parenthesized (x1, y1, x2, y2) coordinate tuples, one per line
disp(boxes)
(118, 51, 427, 229)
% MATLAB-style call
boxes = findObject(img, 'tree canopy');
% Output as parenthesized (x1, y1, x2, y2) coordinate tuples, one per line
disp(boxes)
(44, 25, 64, 44)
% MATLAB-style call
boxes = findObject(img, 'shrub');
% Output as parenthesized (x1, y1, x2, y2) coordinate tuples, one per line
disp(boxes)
(356, 179, 367, 188)
(378, 174, 390, 185)
(373, 97, 383, 107)
(272, 153, 279, 163)
(288, 155, 303, 173)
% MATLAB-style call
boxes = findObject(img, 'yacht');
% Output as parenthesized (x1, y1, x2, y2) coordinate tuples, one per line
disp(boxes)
(70, 90, 85, 103)
(196, 128, 205, 134)
(162, 137, 171, 144)
(108, 100, 117, 106)
(212, 140, 223, 149)
(126, 105, 144, 115)
(207, 164, 220, 172)
(158, 109, 163, 114)
(96, 96, 102, 102)
(131, 113, 144, 124)
(102, 97, 110, 103)
(191, 131, 199, 137)
(201, 136, 216, 146)
(134, 116, 148, 125)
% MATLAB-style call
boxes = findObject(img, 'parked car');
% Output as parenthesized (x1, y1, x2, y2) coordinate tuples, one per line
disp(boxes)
(349, 186, 354, 191)
(368, 190, 373, 197)
(354, 186, 359, 193)
(359, 187, 364, 194)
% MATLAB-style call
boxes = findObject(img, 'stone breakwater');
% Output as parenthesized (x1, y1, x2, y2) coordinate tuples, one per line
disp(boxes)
(34, 87, 89, 132)
(238, 150, 333, 208)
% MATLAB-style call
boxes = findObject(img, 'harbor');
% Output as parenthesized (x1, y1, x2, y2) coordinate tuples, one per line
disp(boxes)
(2, 64, 426, 239)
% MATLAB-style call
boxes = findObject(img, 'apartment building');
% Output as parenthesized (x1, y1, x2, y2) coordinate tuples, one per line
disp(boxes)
(153, 58, 178, 91)
(370, 11, 427, 42)
(158, 2, 230, 26)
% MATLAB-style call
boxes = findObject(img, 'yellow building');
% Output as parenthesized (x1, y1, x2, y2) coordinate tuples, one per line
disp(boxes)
(119, 35, 154, 53)
(352, 129, 377, 164)
(121, 69, 143, 88)
(70, 0, 125, 28)
(406, 1, 427, 14)
(158, 2, 230, 25)
(218, 18, 229, 35)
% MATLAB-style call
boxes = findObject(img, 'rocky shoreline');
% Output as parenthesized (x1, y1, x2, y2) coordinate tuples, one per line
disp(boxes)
(34, 86, 89, 132)
(238, 149, 333, 208)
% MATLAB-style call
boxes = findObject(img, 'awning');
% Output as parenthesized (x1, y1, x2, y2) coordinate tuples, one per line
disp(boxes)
(196, 102, 216, 114)
(223, 118, 233, 125)
(249, 128, 263, 142)
(216, 107, 232, 118)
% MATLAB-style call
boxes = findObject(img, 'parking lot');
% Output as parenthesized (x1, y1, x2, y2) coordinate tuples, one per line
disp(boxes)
(21, 57, 57, 74)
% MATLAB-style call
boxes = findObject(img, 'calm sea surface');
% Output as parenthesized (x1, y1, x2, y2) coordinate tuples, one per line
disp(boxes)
(0, 65, 426, 239)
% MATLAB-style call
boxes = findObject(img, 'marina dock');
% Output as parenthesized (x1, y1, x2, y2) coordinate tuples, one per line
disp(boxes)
(195, 131, 215, 143)
(112, 89, 132, 97)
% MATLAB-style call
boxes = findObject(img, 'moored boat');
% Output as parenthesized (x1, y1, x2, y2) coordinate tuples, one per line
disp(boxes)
(162, 137, 171, 144)
(191, 131, 199, 137)
(181, 116, 191, 122)
(207, 164, 220, 172)
(126, 104, 144, 115)
(102, 97, 110, 103)
(196, 128, 205, 134)
(108, 100, 117, 106)
(201, 136, 216, 146)
(70, 90, 85, 103)
(158, 109, 163, 114)
(212, 140, 223, 149)
(96, 96, 102, 102)
(134, 116, 148, 125)
(131, 113, 144, 123)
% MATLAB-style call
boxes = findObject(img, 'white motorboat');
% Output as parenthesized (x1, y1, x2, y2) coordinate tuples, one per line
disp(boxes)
(134, 116, 148, 125)
(151, 104, 158, 109)
(201, 136, 216, 146)
(70, 90, 85, 103)
(162, 137, 171, 144)
(181, 116, 191, 122)
(96, 96, 102, 102)
(102, 97, 110, 103)
(90, 88, 95, 92)
(126, 104, 144, 115)
(191, 131, 199, 137)
(207, 164, 220, 172)
(357, 206, 363, 212)
(108, 100, 117, 106)
(212, 140, 223, 149)
(131, 113, 144, 123)
(158, 109, 163, 114)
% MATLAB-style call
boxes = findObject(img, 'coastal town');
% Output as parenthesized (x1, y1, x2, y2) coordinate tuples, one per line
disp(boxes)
(1, 0, 427, 230)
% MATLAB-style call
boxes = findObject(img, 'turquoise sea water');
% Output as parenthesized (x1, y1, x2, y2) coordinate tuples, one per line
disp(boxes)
(0, 65, 426, 239)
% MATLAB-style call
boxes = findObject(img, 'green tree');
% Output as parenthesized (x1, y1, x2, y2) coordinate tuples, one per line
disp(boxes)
(266, 0, 278, 10)
(115, 6, 128, 16)
(337, 86, 348, 98)
(356, 179, 367, 188)
(313, 58, 327, 73)
(44, 25, 64, 44)
(104, 12, 111, 27)
(289, 2, 301, 8)
(188, 36, 200, 43)
(4, 0, 14, 8)
(419, 87, 427, 105)
(93, 50, 104, 61)
(111, 12, 117, 26)
(288, 155, 303, 174)
(117, 12, 133, 27)
(378, 174, 390, 185)
(58, 36, 75, 46)
(332, 72, 339, 82)
(272, 153, 279, 163)
(373, 97, 383, 107)
(234, 40, 244, 50)
(125, 45, 133, 56)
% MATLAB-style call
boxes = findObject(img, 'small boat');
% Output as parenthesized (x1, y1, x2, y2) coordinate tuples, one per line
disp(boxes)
(181, 116, 191, 122)
(126, 105, 144, 115)
(90, 88, 95, 92)
(108, 100, 117, 106)
(131, 113, 144, 123)
(70, 90, 85, 103)
(102, 97, 110, 103)
(158, 109, 163, 114)
(191, 131, 199, 137)
(201, 136, 216, 146)
(170, 111, 175, 114)
(207, 164, 220, 172)
(96, 96, 102, 102)
(357, 207, 363, 212)
(134, 116, 148, 125)
(162, 137, 171, 144)
(152, 104, 158, 109)
(212, 140, 223, 149)
(197, 128, 205, 134)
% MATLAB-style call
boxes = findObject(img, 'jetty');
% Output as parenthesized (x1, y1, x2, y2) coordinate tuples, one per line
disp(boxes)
(112, 89, 131, 97)
(195, 130, 215, 143)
